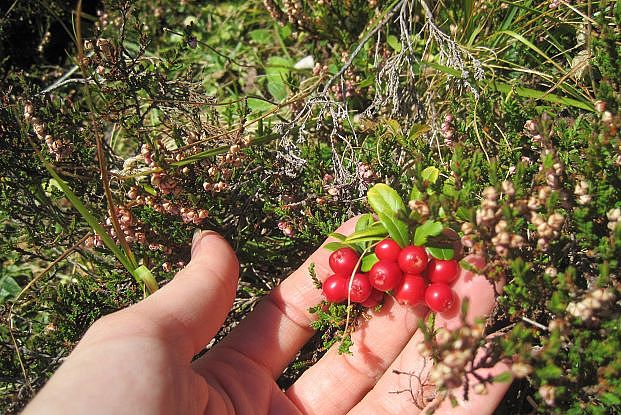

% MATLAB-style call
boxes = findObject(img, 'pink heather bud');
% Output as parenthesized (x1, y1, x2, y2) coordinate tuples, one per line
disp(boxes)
(162, 262, 172, 272)
(602, 111, 613, 123)
(444, 113, 454, 123)
(140, 144, 151, 156)
(524, 119, 537, 132)
(594, 100, 606, 113)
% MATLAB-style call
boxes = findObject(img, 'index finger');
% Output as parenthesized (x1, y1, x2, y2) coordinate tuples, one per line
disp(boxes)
(195, 216, 360, 378)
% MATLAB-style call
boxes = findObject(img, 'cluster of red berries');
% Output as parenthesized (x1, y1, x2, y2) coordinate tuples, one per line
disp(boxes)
(322, 239, 461, 313)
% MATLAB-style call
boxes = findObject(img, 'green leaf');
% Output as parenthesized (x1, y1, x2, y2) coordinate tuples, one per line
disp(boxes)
(265, 56, 292, 102)
(344, 223, 387, 242)
(367, 184, 406, 218)
(355, 214, 375, 232)
(491, 82, 594, 112)
(459, 258, 483, 273)
(248, 29, 272, 44)
(247, 97, 277, 113)
(329, 232, 347, 241)
(323, 242, 359, 252)
(360, 253, 379, 272)
(409, 184, 423, 201)
(413, 220, 443, 246)
(133, 265, 158, 295)
(492, 371, 513, 383)
(408, 123, 431, 140)
(421, 166, 440, 184)
(386, 35, 402, 52)
(0, 275, 21, 304)
(377, 212, 409, 248)
(427, 246, 455, 260)
(600, 392, 621, 406)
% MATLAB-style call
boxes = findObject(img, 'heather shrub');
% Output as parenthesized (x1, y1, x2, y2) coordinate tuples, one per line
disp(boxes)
(1, 0, 619, 413)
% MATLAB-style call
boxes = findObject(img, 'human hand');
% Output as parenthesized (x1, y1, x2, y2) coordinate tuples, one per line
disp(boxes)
(24, 218, 512, 414)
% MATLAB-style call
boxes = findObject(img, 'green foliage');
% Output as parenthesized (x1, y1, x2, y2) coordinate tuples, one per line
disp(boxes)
(1, 0, 620, 413)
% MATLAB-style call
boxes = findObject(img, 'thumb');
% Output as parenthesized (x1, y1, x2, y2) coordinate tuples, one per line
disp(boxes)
(132, 230, 239, 359)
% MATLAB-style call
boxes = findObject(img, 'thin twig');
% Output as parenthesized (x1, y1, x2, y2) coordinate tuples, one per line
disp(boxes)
(322, 0, 406, 94)
(75, 0, 137, 269)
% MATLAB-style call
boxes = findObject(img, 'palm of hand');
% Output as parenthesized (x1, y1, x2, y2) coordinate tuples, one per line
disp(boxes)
(25, 220, 511, 415)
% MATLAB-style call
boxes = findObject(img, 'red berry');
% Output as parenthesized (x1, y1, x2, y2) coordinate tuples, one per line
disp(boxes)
(368, 260, 403, 292)
(375, 239, 401, 262)
(425, 283, 456, 312)
(329, 247, 360, 276)
(427, 259, 459, 284)
(398, 245, 428, 274)
(394, 274, 427, 306)
(361, 289, 384, 308)
(322, 274, 347, 303)
(347, 273, 373, 303)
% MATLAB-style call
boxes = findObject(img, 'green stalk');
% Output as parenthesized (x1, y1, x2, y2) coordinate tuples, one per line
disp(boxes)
(39, 155, 158, 293)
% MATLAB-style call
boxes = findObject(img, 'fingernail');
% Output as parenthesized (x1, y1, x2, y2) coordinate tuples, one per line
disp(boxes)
(191, 229, 204, 258)
(191, 229, 217, 258)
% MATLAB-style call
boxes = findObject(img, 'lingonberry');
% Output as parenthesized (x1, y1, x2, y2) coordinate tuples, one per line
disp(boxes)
(397, 245, 428, 274)
(394, 274, 427, 306)
(374, 238, 401, 262)
(347, 273, 373, 303)
(425, 283, 456, 312)
(322, 274, 348, 303)
(361, 288, 384, 308)
(427, 259, 459, 284)
(368, 260, 403, 292)
(329, 247, 360, 276)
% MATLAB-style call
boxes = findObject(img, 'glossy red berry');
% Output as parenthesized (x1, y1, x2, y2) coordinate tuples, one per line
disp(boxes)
(347, 273, 373, 303)
(368, 260, 403, 292)
(322, 274, 348, 303)
(425, 283, 456, 313)
(427, 259, 460, 284)
(361, 289, 384, 308)
(394, 274, 427, 306)
(398, 245, 428, 274)
(329, 247, 360, 276)
(374, 239, 402, 262)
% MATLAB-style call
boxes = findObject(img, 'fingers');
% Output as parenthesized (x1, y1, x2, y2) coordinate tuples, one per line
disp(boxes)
(194, 216, 361, 379)
(349, 255, 504, 414)
(428, 358, 512, 415)
(285, 298, 427, 415)
(104, 230, 239, 360)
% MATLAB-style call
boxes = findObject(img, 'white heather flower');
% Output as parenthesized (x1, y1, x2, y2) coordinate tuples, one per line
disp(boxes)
(539, 385, 556, 406)
(294, 55, 315, 70)
(511, 362, 532, 378)
(473, 383, 488, 395)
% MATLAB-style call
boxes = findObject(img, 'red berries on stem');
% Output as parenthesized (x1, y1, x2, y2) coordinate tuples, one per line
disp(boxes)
(368, 260, 403, 291)
(398, 245, 428, 274)
(322, 240, 461, 314)
(393, 274, 426, 305)
(329, 247, 359, 276)
(375, 238, 402, 262)
(425, 282, 456, 313)
(322, 274, 348, 303)
(427, 259, 459, 284)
